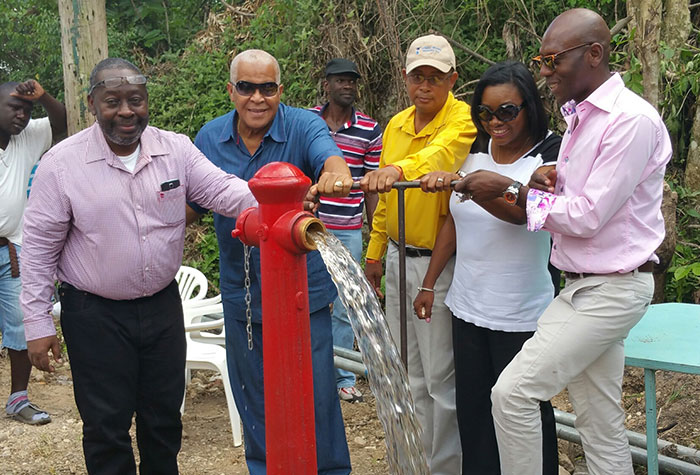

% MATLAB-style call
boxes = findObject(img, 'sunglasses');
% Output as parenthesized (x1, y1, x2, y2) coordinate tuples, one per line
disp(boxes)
(531, 43, 593, 71)
(233, 81, 279, 97)
(406, 70, 453, 86)
(89, 75, 147, 95)
(477, 103, 525, 123)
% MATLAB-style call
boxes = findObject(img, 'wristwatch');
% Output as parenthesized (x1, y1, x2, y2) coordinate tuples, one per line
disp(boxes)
(503, 181, 523, 206)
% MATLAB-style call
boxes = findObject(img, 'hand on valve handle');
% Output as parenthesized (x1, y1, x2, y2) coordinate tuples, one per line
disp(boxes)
(454, 170, 516, 203)
(305, 155, 353, 212)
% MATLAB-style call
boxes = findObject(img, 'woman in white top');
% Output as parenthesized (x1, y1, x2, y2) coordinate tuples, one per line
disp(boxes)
(414, 61, 560, 475)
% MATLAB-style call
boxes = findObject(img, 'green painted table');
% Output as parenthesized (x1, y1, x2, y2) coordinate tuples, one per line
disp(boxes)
(624, 303, 700, 475)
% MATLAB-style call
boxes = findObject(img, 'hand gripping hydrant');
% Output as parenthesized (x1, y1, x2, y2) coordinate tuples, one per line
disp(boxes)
(231, 162, 325, 474)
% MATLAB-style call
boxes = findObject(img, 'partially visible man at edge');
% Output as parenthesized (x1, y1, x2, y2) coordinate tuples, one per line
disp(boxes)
(462, 9, 672, 475)
(360, 34, 477, 474)
(20, 57, 259, 474)
(187, 49, 353, 474)
(1, 79, 66, 425)
(309, 57, 382, 404)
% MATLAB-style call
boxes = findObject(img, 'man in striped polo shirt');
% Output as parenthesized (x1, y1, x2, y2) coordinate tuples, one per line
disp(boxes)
(310, 58, 382, 402)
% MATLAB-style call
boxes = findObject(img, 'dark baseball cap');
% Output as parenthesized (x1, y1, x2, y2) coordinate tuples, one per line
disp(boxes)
(325, 58, 361, 78)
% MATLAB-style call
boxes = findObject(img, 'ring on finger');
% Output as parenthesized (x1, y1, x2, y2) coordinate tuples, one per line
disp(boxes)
(334, 180, 343, 187)
(436, 177, 444, 183)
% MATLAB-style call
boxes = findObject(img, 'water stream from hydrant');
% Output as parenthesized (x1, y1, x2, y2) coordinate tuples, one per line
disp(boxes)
(309, 230, 429, 475)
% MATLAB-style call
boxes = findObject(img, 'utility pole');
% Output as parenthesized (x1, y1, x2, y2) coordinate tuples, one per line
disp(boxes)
(58, 0, 108, 135)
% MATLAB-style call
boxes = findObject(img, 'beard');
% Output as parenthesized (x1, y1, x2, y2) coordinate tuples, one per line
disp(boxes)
(103, 113, 149, 146)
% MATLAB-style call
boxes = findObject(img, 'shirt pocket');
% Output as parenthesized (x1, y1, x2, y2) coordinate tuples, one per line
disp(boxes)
(156, 187, 186, 225)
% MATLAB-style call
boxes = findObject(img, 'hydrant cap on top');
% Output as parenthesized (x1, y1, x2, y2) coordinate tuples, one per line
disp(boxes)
(248, 162, 311, 204)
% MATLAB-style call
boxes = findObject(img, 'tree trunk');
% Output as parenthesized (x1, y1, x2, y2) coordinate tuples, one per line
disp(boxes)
(58, 0, 108, 136)
(661, 0, 691, 59)
(375, 0, 409, 114)
(685, 98, 700, 190)
(653, 182, 678, 302)
(627, 0, 662, 108)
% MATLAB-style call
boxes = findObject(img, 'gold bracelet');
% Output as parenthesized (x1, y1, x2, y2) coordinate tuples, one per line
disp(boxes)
(417, 286, 434, 293)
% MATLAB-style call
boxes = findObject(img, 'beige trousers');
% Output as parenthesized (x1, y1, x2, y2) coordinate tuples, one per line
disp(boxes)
(385, 244, 461, 475)
(492, 271, 654, 475)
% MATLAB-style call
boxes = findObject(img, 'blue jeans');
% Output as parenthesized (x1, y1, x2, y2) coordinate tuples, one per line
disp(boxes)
(329, 229, 363, 389)
(0, 244, 25, 351)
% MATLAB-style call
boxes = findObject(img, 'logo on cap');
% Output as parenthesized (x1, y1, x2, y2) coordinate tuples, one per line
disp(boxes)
(416, 46, 442, 55)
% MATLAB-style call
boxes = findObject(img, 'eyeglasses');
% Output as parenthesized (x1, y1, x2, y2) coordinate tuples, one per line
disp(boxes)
(406, 70, 453, 86)
(477, 103, 525, 123)
(88, 75, 147, 95)
(233, 81, 279, 97)
(531, 43, 593, 71)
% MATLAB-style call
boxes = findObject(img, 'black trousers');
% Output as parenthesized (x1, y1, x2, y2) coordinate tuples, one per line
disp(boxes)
(453, 317, 558, 475)
(60, 280, 186, 475)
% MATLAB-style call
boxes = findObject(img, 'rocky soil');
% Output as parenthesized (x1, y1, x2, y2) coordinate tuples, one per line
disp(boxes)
(1, 350, 698, 474)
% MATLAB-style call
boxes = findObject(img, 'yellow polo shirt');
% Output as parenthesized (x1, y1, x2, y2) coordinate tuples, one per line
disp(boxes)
(366, 92, 476, 260)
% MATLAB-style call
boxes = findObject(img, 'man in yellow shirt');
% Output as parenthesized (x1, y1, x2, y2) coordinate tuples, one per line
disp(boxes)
(360, 34, 476, 474)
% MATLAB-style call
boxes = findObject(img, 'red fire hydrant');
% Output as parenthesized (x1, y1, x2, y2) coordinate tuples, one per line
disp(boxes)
(231, 162, 324, 474)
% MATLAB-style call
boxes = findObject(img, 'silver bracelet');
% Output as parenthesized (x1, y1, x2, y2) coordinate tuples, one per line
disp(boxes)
(417, 286, 435, 293)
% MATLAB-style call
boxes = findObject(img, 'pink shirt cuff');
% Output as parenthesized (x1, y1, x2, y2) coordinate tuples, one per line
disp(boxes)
(24, 316, 57, 342)
(526, 188, 557, 232)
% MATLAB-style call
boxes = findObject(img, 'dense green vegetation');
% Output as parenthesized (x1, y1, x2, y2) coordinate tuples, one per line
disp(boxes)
(2, 0, 699, 301)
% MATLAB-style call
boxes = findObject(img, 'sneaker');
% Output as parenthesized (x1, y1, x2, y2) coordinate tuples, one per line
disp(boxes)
(338, 386, 363, 403)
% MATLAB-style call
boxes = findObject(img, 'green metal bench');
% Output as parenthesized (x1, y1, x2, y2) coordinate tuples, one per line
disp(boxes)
(624, 302, 700, 475)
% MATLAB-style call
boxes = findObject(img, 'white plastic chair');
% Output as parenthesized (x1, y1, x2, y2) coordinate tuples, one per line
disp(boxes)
(183, 297, 226, 347)
(181, 298, 242, 446)
(176, 265, 208, 303)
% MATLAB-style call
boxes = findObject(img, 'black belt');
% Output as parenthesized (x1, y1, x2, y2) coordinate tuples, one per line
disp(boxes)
(59, 279, 177, 301)
(564, 261, 654, 280)
(0, 237, 19, 278)
(390, 239, 432, 258)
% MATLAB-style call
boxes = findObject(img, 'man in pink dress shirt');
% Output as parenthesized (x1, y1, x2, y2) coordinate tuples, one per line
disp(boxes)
(19, 58, 257, 474)
(455, 9, 672, 475)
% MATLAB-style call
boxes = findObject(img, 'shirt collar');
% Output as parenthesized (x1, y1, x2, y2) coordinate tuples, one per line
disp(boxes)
(583, 73, 623, 114)
(84, 123, 167, 167)
(399, 91, 456, 137)
(560, 73, 624, 119)
(318, 103, 358, 129)
(227, 103, 289, 145)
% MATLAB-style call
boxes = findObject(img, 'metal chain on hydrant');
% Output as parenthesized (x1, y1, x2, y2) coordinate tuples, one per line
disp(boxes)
(243, 244, 253, 350)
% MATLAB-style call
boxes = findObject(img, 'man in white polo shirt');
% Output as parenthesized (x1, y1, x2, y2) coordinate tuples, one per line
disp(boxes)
(0, 79, 66, 425)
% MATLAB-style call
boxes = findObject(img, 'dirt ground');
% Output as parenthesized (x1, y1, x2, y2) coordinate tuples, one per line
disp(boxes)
(1, 349, 698, 474)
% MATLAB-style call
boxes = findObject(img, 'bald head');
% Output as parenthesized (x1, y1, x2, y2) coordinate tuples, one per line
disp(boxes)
(544, 9, 611, 66)
(230, 50, 281, 84)
(538, 8, 614, 104)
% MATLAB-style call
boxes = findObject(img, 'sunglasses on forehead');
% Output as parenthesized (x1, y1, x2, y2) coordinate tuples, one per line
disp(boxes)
(233, 81, 280, 97)
(477, 103, 525, 123)
(88, 75, 147, 95)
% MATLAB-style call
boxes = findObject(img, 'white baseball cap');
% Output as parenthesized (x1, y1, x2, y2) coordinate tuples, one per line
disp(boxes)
(405, 34, 456, 74)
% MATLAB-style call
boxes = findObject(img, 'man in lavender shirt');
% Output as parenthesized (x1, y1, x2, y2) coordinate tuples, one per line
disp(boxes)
(455, 9, 672, 475)
(19, 58, 257, 474)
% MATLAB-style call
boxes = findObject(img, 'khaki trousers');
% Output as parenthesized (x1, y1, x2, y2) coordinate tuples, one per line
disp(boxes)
(492, 271, 654, 475)
(385, 244, 461, 475)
